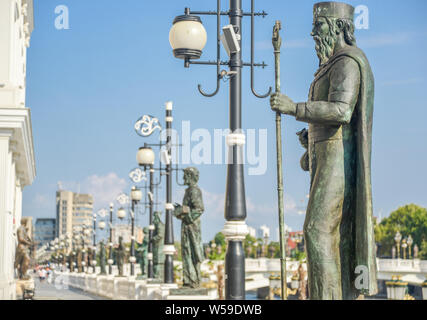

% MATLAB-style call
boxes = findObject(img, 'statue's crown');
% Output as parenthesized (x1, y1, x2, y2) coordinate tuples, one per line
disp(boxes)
(313, 2, 354, 20)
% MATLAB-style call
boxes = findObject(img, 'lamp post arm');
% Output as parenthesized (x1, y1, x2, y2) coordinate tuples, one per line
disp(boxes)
(197, 0, 221, 97)
(250, 0, 272, 98)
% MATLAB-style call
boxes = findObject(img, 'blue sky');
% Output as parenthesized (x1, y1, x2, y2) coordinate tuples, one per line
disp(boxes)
(23, 0, 427, 242)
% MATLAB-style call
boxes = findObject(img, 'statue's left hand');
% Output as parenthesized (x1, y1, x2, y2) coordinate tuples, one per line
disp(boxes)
(270, 93, 297, 116)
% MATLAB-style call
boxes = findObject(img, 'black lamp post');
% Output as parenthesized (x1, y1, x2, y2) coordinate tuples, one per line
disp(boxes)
(136, 145, 156, 279)
(170, 0, 270, 299)
(135, 103, 183, 284)
(129, 186, 143, 276)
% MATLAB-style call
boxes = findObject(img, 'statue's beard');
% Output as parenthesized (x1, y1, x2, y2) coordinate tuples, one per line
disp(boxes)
(313, 34, 336, 66)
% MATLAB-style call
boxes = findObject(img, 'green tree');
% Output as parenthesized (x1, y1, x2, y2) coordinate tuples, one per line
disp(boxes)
(214, 232, 226, 247)
(374, 204, 427, 259)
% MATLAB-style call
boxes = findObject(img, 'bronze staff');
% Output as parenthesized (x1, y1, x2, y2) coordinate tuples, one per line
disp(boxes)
(272, 20, 287, 300)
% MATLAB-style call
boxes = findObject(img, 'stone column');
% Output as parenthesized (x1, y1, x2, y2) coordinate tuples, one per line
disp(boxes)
(0, 130, 16, 299)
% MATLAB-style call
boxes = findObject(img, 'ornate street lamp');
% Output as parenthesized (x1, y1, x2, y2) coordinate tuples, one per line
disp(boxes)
(117, 207, 127, 220)
(170, 0, 270, 300)
(407, 235, 413, 259)
(129, 186, 143, 276)
(98, 221, 106, 231)
(135, 108, 178, 283)
(169, 8, 207, 65)
(401, 239, 407, 260)
(394, 231, 402, 259)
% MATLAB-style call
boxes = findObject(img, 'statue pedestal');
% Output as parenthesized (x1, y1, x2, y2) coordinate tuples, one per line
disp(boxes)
(16, 278, 34, 300)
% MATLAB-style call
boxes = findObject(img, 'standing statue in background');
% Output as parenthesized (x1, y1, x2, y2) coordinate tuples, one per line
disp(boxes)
(76, 247, 83, 273)
(297, 264, 307, 300)
(99, 240, 107, 275)
(69, 251, 75, 272)
(138, 227, 149, 278)
(152, 212, 165, 280)
(270, 2, 377, 299)
(116, 236, 125, 277)
(14, 218, 32, 280)
(173, 167, 204, 288)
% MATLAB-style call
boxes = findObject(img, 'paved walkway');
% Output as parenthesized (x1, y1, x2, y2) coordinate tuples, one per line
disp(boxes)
(33, 277, 105, 300)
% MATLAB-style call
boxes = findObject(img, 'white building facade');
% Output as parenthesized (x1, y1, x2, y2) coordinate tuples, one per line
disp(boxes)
(0, 0, 35, 300)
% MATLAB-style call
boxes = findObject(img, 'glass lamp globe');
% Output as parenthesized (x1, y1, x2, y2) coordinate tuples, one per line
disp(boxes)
(98, 221, 106, 230)
(131, 187, 143, 202)
(137, 147, 155, 166)
(169, 12, 207, 60)
(117, 207, 126, 220)
(394, 231, 402, 243)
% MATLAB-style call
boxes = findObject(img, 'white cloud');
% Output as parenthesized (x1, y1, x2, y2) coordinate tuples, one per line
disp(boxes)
(83, 173, 128, 209)
(61, 172, 128, 210)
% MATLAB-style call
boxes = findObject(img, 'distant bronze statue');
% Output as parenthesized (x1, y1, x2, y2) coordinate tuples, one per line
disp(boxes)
(216, 264, 225, 300)
(69, 251, 74, 272)
(297, 264, 307, 300)
(99, 240, 107, 275)
(270, 2, 377, 299)
(153, 212, 165, 280)
(116, 236, 125, 277)
(15, 218, 32, 280)
(138, 227, 149, 278)
(174, 167, 205, 288)
(76, 248, 83, 273)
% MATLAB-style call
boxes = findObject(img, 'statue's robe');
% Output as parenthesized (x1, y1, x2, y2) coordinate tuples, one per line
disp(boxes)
(138, 235, 149, 276)
(153, 217, 165, 279)
(296, 45, 377, 299)
(180, 186, 204, 287)
(115, 244, 125, 276)
(99, 242, 107, 274)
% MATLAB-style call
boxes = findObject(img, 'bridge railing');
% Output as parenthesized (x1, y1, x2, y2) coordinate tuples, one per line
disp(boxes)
(377, 259, 427, 273)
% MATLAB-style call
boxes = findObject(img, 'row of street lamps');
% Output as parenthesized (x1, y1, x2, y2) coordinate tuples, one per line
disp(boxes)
(394, 231, 417, 259)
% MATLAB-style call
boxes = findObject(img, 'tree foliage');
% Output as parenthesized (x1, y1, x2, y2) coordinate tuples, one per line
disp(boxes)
(374, 204, 427, 259)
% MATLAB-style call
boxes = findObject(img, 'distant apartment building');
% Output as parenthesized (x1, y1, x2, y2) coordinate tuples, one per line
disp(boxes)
(34, 218, 55, 248)
(56, 190, 94, 238)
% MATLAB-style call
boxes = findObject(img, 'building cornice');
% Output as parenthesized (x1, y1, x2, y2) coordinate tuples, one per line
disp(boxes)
(0, 107, 36, 187)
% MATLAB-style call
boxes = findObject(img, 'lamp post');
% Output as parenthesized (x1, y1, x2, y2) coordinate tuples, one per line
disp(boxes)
(135, 105, 182, 284)
(164, 101, 175, 284)
(394, 231, 402, 259)
(401, 239, 407, 260)
(130, 186, 143, 276)
(137, 145, 156, 279)
(170, 0, 271, 299)
(407, 235, 413, 259)
(108, 203, 114, 275)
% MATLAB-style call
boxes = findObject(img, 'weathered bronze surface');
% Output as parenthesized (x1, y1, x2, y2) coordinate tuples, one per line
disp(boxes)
(99, 240, 106, 275)
(173, 167, 205, 288)
(116, 236, 125, 277)
(138, 227, 149, 277)
(14, 218, 32, 280)
(153, 212, 165, 280)
(270, 1, 377, 299)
